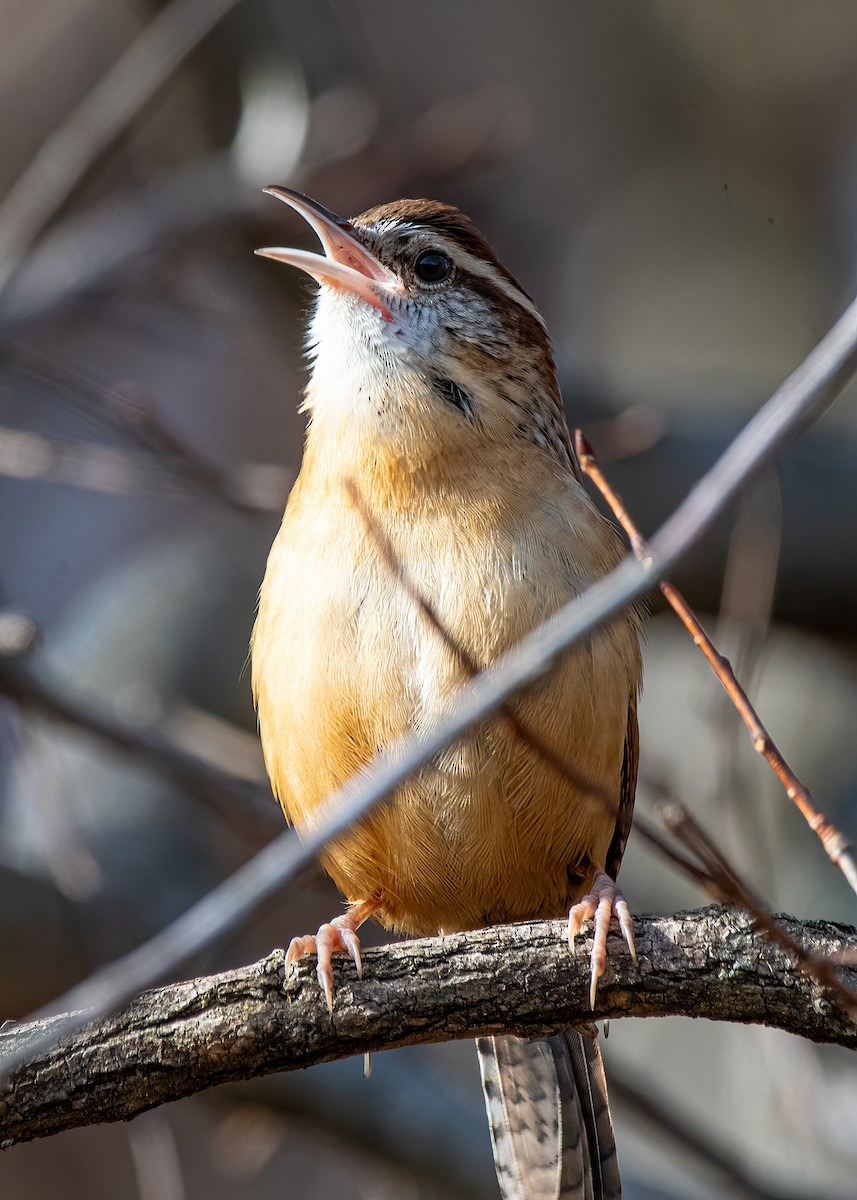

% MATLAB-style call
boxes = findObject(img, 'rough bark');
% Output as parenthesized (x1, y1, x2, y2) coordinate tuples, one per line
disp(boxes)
(1, 905, 855, 1149)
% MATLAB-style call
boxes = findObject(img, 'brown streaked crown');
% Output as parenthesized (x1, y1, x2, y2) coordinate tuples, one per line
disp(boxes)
(353, 199, 536, 305)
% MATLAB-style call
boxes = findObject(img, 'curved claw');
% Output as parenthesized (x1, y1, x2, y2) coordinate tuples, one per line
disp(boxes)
(614, 897, 637, 961)
(567, 870, 636, 1009)
(284, 899, 377, 1014)
(285, 934, 319, 978)
(339, 928, 363, 977)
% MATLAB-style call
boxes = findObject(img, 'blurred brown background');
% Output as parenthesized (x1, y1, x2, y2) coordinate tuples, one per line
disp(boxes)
(1, 2, 856, 1197)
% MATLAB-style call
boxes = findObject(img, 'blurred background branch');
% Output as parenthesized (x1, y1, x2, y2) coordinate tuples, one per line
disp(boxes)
(0, 635, 278, 842)
(0, 0, 243, 293)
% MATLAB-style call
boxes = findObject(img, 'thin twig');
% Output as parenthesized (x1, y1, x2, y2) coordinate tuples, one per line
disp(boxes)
(575, 429, 857, 897)
(656, 800, 857, 1014)
(0, 294, 854, 1080)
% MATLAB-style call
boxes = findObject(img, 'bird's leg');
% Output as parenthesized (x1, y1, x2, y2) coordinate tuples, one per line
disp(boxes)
(568, 869, 636, 1009)
(285, 897, 379, 1014)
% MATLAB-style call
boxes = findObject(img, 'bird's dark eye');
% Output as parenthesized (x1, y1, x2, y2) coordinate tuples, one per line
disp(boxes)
(414, 250, 452, 285)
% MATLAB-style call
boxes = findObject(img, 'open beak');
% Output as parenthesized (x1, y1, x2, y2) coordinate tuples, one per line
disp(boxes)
(256, 186, 400, 320)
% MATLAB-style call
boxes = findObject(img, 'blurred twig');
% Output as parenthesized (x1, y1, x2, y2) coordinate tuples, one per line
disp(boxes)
(0, 422, 291, 513)
(716, 470, 782, 687)
(0, 650, 278, 843)
(1, 908, 855, 1148)
(579, 404, 665, 463)
(712, 470, 783, 884)
(0, 0, 243, 295)
(575, 428, 857, 898)
(0, 293, 854, 1081)
(609, 1068, 817, 1200)
(1, 342, 294, 511)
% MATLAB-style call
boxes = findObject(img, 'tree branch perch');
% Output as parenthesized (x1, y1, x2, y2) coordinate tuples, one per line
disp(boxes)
(1, 906, 854, 1149)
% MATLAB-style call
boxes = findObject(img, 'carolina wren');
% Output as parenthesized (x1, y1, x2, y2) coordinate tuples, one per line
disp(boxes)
(252, 188, 642, 1200)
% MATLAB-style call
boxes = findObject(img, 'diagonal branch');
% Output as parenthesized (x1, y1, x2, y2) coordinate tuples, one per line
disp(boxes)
(1, 907, 855, 1149)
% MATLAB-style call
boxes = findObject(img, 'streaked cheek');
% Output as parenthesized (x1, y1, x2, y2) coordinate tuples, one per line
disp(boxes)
(450, 291, 507, 350)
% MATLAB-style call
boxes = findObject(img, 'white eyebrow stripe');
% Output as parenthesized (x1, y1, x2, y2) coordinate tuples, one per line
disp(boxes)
(444, 243, 546, 328)
(358, 219, 546, 329)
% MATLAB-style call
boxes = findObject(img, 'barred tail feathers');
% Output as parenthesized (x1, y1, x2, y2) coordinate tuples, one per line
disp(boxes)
(476, 1029, 621, 1200)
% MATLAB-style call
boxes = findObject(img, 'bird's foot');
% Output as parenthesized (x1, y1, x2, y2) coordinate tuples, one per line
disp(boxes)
(285, 898, 377, 1014)
(568, 870, 636, 1009)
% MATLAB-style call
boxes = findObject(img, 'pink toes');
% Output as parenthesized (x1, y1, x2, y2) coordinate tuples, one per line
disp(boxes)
(285, 918, 363, 1014)
(284, 899, 377, 1014)
(568, 870, 636, 1008)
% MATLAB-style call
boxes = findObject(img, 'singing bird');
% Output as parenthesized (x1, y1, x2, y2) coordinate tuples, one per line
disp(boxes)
(252, 187, 642, 1200)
